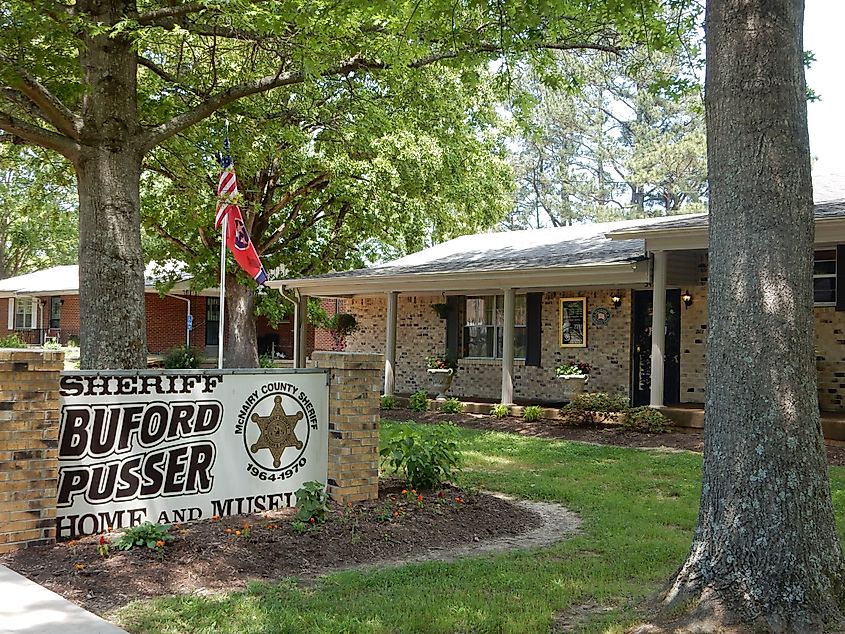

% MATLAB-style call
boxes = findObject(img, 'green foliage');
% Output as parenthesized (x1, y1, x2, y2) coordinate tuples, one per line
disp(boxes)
(113, 522, 173, 552)
(0, 333, 27, 348)
(623, 406, 674, 433)
(380, 425, 461, 490)
(163, 345, 203, 369)
(258, 354, 275, 368)
(408, 390, 429, 412)
(560, 392, 630, 426)
(440, 397, 464, 414)
(380, 394, 399, 410)
(42, 338, 62, 350)
(554, 362, 592, 376)
(490, 403, 510, 418)
(293, 481, 329, 524)
(67, 335, 80, 348)
(522, 405, 544, 422)
(426, 354, 457, 371)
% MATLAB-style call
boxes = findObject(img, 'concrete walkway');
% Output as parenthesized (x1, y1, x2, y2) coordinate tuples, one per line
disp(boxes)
(0, 565, 127, 634)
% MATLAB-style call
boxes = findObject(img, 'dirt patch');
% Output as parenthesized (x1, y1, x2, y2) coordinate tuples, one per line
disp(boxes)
(389, 410, 845, 467)
(1, 481, 579, 616)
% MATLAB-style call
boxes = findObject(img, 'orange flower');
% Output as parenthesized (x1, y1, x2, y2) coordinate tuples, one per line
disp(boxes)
(106, 526, 113, 532)
(225, 528, 233, 534)
(243, 521, 250, 529)
(309, 517, 315, 524)
(235, 530, 241, 537)
(455, 497, 464, 504)
(211, 515, 220, 522)
(392, 511, 399, 517)
(155, 540, 165, 548)
(417, 494, 423, 502)
(401, 489, 408, 494)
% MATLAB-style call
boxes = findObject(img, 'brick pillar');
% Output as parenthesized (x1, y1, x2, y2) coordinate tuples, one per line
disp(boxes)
(0, 349, 63, 553)
(309, 351, 382, 504)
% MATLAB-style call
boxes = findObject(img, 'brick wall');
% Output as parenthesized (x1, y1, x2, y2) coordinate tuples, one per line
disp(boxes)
(679, 283, 708, 403)
(345, 290, 632, 403)
(308, 351, 382, 503)
(310, 298, 348, 354)
(0, 349, 63, 553)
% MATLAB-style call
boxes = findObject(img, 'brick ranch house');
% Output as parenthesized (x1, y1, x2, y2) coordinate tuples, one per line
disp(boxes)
(0, 264, 342, 361)
(270, 186, 845, 412)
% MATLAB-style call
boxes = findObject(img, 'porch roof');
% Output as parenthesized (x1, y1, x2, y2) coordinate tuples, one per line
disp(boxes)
(270, 216, 692, 296)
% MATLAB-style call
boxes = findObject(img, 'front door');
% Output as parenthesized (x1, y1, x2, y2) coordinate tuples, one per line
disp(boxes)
(632, 289, 681, 406)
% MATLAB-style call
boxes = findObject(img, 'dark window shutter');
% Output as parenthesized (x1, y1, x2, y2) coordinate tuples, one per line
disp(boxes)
(525, 292, 543, 366)
(837, 246, 845, 311)
(446, 296, 462, 359)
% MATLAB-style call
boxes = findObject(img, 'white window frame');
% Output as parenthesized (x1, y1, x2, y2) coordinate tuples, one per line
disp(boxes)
(463, 295, 526, 360)
(8, 297, 36, 330)
(814, 249, 836, 306)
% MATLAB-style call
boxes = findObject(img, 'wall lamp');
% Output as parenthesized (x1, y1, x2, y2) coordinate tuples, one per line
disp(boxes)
(682, 290, 693, 308)
(611, 294, 622, 309)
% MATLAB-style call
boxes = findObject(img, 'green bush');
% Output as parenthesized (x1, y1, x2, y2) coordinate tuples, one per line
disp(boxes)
(380, 425, 461, 490)
(43, 338, 62, 350)
(113, 521, 174, 552)
(67, 334, 80, 347)
(522, 405, 544, 422)
(560, 392, 629, 426)
(0, 333, 27, 348)
(440, 397, 464, 414)
(409, 389, 429, 412)
(490, 403, 510, 418)
(164, 345, 203, 369)
(294, 480, 329, 524)
(258, 353, 275, 368)
(623, 406, 674, 433)
(380, 394, 399, 410)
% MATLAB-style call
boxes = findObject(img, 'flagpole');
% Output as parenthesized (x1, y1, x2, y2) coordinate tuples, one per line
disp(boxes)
(217, 214, 227, 369)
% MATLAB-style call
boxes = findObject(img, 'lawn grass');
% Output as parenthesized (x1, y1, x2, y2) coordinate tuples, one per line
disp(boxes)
(113, 421, 845, 633)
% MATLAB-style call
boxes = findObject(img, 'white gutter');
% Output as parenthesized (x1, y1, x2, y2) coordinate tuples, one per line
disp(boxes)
(277, 287, 299, 365)
(165, 294, 192, 348)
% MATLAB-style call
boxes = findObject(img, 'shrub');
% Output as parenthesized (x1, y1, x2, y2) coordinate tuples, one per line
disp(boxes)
(0, 333, 27, 348)
(164, 345, 203, 369)
(294, 480, 329, 524)
(523, 405, 544, 422)
(490, 403, 510, 418)
(113, 522, 173, 552)
(623, 406, 674, 433)
(440, 397, 464, 414)
(560, 392, 629, 426)
(380, 425, 461, 490)
(409, 389, 429, 412)
(67, 335, 80, 347)
(426, 354, 457, 371)
(555, 362, 592, 376)
(258, 353, 275, 368)
(43, 338, 62, 350)
(380, 394, 399, 410)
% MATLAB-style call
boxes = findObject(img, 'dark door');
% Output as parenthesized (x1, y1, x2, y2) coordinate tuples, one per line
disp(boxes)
(632, 289, 681, 406)
(206, 297, 220, 346)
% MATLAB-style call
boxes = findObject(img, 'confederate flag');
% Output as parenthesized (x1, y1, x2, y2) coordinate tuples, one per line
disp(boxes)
(215, 143, 268, 285)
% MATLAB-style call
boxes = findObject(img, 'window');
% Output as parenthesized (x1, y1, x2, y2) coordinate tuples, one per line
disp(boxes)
(13, 298, 35, 329)
(463, 295, 526, 359)
(50, 296, 61, 329)
(206, 297, 220, 346)
(814, 249, 836, 305)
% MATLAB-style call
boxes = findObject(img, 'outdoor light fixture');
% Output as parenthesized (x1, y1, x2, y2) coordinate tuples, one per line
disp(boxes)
(682, 290, 693, 308)
(611, 294, 622, 309)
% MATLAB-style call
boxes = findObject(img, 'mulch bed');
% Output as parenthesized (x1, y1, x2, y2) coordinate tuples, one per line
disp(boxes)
(388, 409, 845, 467)
(1, 480, 536, 616)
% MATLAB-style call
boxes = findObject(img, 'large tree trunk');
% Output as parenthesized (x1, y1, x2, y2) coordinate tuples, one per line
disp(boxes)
(663, 0, 845, 630)
(76, 0, 147, 369)
(224, 274, 259, 368)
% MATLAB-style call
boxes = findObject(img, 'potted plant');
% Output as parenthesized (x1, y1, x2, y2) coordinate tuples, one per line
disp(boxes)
(426, 354, 457, 400)
(555, 361, 591, 401)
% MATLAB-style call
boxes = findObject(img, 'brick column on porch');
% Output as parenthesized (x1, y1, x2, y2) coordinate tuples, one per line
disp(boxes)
(309, 351, 382, 504)
(0, 349, 63, 554)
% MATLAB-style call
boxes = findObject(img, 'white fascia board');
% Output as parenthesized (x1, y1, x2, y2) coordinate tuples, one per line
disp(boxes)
(608, 227, 708, 251)
(269, 261, 650, 297)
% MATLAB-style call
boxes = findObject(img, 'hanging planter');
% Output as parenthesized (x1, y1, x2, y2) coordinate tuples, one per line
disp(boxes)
(431, 303, 450, 320)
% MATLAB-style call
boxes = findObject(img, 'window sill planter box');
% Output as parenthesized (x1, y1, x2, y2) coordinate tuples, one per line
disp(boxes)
(557, 374, 589, 401)
(427, 368, 454, 400)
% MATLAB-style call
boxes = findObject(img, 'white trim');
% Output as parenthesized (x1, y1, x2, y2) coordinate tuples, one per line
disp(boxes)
(7, 298, 13, 330)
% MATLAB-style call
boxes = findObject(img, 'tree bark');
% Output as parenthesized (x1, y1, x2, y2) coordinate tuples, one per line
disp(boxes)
(664, 0, 845, 630)
(76, 0, 147, 369)
(224, 273, 259, 368)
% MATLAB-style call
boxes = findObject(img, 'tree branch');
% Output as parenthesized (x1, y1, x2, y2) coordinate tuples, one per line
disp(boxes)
(137, 2, 207, 26)
(0, 111, 80, 159)
(148, 223, 197, 256)
(0, 55, 81, 140)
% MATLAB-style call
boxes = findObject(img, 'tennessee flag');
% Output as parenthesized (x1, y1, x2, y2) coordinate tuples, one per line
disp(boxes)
(215, 144, 268, 285)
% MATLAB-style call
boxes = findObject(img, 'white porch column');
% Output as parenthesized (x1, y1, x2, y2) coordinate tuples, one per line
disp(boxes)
(650, 251, 667, 408)
(384, 291, 398, 396)
(296, 293, 308, 368)
(501, 288, 515, 405)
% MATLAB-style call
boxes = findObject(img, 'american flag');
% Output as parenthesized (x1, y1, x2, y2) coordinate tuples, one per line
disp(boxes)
(215, 138, 268, 285)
